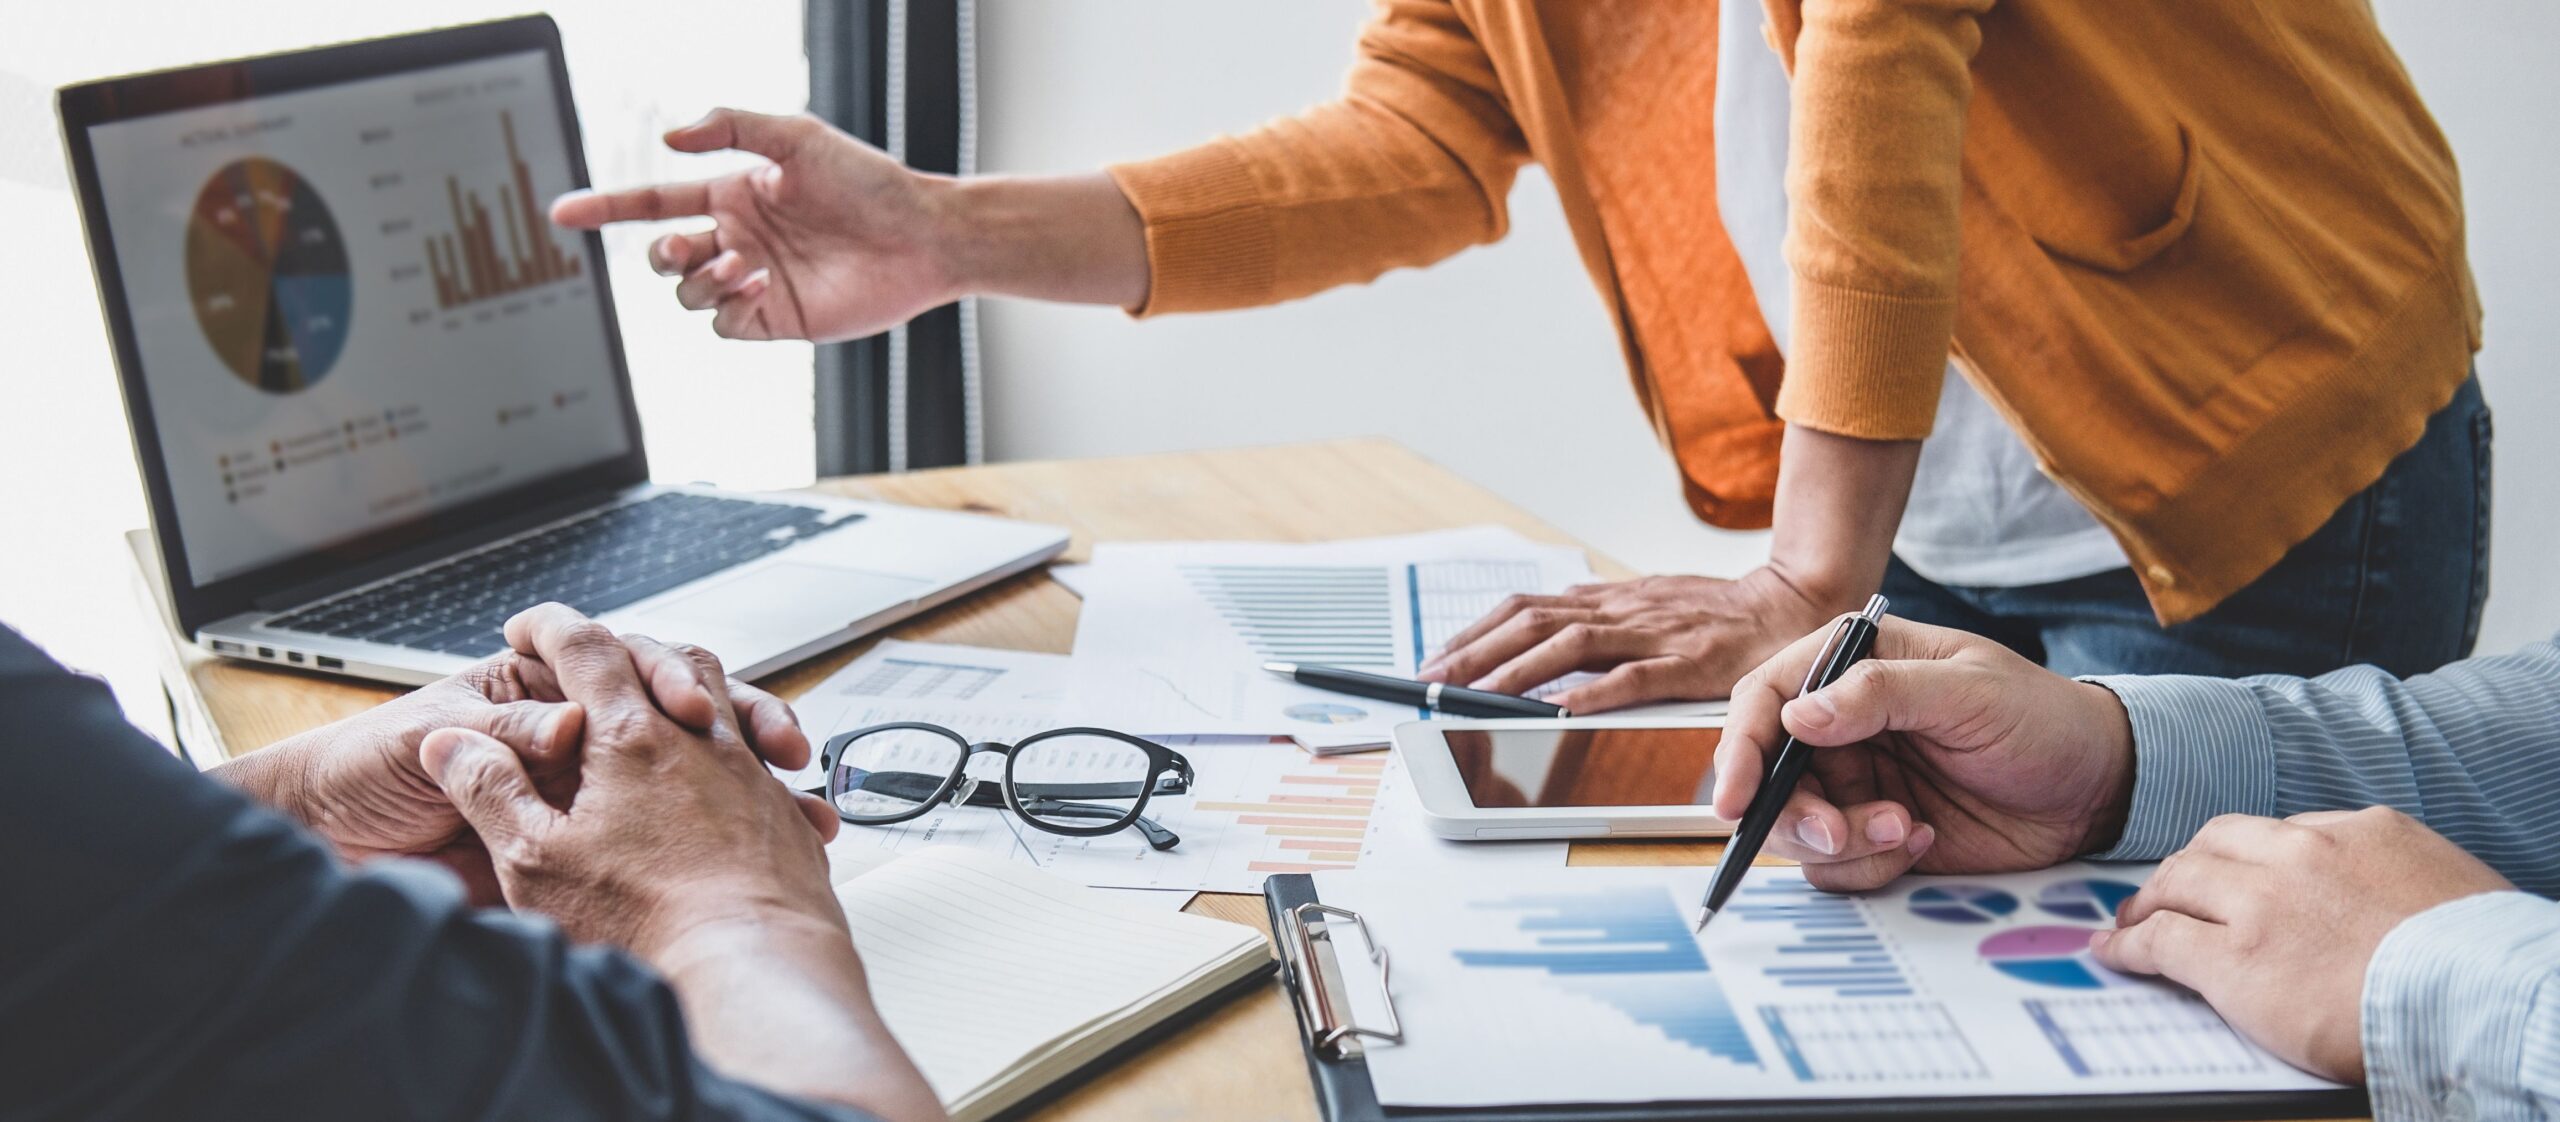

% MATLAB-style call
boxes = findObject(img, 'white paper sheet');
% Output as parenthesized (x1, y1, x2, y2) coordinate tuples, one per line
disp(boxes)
(1315, 863, 2340, 1107)
(1063, 527, 1596, 736)
(776, 640, 1074, 789)
(1046, 563, 1094, 598)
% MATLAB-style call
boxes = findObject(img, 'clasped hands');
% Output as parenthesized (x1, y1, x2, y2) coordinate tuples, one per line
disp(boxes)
(232, 603, 844, 956)
(1712, 615, 2516, 1083)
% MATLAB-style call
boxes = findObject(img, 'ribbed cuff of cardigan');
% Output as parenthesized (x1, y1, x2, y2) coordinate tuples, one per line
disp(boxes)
(1771, 281, 1955, 441)
(1105, 140, 1276, 316)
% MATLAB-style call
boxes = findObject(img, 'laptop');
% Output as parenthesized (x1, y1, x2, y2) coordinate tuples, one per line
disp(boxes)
(58, 17, 1068, 687)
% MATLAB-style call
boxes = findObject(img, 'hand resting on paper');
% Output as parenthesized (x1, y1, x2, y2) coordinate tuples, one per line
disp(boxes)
(1416, 570, 1841, 713)
(1712, 613, 2520, 1083)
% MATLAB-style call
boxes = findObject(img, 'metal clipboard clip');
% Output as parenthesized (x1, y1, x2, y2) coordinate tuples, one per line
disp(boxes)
(1278, 902, 1404, 1059)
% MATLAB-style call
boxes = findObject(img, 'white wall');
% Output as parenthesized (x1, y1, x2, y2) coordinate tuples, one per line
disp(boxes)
(974, 0, 1770, 582)
(978, 0, 2560, 654)
(2373, 0, 2560, 653)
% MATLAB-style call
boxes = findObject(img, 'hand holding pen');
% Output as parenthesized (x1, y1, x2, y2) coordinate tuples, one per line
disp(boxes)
(1695, 595, 1888, 930)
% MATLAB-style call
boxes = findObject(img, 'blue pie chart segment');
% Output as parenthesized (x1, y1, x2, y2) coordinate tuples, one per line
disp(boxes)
(1908, 884, 2021, 924)
(2035, 877, 2141, 923)
(1980, 925, 2124, 990)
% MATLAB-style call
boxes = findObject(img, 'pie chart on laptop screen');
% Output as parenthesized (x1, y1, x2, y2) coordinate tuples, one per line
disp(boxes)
(185, 156, 353, 394)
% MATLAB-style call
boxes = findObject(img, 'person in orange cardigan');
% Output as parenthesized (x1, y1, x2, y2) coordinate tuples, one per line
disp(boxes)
(559, 0, 2489, 711)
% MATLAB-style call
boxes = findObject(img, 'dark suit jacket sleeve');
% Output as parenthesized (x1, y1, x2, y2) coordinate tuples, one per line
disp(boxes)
(0, 626, 879, 1122)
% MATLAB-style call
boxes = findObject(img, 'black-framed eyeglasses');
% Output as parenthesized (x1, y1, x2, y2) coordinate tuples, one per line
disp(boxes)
(817, 723, 1197, 850)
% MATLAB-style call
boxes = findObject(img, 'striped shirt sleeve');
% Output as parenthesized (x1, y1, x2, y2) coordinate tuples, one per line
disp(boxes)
(2083, 636, 2560, 1116)
(2087, 635, 2560, 895)
(2364, 891, 2560, 1120)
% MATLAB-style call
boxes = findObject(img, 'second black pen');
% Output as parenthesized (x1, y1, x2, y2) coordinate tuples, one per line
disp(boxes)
(1261, 661, 1568, 719)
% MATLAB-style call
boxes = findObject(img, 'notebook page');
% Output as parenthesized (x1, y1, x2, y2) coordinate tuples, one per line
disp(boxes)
(833, 847, 1264, 1102)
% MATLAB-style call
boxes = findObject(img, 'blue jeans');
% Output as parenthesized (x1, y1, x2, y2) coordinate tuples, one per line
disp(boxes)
(1884, 373, 2493, 680)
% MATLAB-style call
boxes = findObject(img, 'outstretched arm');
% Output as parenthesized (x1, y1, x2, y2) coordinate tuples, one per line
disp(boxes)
(553, 0, 1528, 339)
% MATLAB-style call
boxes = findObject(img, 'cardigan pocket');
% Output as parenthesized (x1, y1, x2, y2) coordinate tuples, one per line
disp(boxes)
(2033, 125, 2203, 274)
(2027, 125, 2335, 409)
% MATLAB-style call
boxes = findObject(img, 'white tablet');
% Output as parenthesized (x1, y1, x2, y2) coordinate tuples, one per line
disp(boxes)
(1393, 717, 1732, 840)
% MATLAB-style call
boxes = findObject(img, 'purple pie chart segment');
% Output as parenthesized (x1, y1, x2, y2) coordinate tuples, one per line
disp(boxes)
(1980, 925, 2131, 990)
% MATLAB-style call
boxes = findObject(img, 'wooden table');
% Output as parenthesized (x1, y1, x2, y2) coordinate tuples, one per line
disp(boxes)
(137, 438, 2339, 1121)
(135, 438, 1721, 1121)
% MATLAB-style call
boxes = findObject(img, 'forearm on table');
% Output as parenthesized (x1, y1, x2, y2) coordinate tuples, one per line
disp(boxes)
(649, 911, 946, 1122)
(936, 172, 1148, 309)
(2093, 638, 2560, 890)
(1764, 423, 1923, 610)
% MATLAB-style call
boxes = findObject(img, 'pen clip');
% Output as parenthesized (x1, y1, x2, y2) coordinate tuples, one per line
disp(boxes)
(1794, 595, 1889, 694)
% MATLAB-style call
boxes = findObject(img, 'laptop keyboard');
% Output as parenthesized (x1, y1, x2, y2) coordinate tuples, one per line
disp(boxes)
(267, 493, 860, 658)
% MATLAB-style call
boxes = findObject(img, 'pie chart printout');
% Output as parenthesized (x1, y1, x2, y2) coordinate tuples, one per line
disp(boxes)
(1979, 925, 2127, 990)
(185, 157, 353, 393)
(2034, 877, 2141, 922)
(1907, 884, 2020, 924)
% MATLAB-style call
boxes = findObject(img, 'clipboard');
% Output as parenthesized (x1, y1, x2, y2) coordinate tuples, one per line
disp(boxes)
(1266, 875, 2370, 1122)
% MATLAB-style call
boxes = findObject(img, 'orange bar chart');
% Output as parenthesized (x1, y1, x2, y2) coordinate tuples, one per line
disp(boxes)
(1190, 756, 1388, 875)
(424, 111, 584, 310)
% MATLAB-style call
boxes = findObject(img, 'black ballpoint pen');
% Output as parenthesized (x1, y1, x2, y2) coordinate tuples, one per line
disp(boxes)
(1261, 662, 1569, 719)
(1694, 593, 1889, 932)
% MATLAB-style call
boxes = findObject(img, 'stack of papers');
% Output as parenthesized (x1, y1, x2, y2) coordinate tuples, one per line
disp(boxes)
(779, 526, 1608, 899)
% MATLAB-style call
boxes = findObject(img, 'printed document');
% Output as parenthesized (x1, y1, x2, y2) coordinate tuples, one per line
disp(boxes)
(1316, 863, 2340, 1107)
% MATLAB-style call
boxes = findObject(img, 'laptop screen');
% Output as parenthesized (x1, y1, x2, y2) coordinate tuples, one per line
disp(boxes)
(84, 47, 632, 586)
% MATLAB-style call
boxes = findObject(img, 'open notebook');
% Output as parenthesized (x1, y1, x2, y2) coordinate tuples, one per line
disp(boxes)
(832, 848, 1274, 1122)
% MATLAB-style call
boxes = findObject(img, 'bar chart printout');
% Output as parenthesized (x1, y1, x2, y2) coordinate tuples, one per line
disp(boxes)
(1181, 563, 1398, 670)
(1456, 886, 1762, 1068)
(1189, 753, 1383, 878)
(1324, 865, 2344, 1108)
(1724, 878, 1914, 998)
(424, 111, 585, 309)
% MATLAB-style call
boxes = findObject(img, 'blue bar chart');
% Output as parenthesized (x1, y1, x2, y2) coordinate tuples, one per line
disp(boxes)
(1456, 886, 1762, 1068)
(1725, 880, 1914, 998)
(1179, 563, 1399, 669)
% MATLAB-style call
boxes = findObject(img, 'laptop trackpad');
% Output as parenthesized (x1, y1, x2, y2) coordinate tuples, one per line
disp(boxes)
(639, 563, 925, 643)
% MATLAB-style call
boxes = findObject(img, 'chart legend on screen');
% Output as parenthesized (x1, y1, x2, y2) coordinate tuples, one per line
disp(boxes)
(424, 111, 584, 310)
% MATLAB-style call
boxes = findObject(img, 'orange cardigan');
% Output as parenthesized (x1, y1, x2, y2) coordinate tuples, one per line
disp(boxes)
(1105, 0, 2479, 624)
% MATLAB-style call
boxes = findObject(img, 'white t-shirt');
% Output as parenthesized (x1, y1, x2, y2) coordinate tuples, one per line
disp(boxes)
(1711, 3, 2127, 588)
